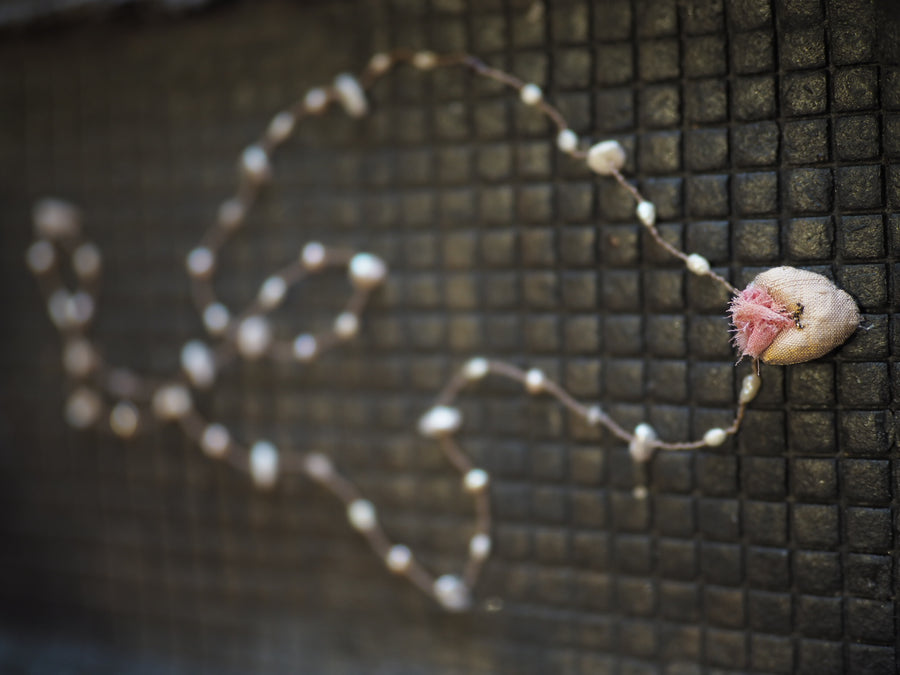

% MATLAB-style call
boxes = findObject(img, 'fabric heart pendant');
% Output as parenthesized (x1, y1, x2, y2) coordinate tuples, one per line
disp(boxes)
(729, 266, 860, 365)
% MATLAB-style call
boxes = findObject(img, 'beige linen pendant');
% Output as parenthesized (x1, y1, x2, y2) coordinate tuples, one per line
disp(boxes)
(730, 266, 860, 366)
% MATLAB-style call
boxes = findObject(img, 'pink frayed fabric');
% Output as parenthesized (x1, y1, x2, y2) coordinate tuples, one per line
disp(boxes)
(729, 285, 794, 360)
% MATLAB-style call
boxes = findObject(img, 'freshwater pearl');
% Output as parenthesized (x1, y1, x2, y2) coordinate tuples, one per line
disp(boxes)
(334, 312, 359, 339)
(628, 423, 657, 462)
(686, 253, 710, 275)
(202, 302, 230, 335)
(469, 533, 491, 560)
(26, 240, 55, 274)
(236, 316, 272, 359)
(292, 334, 317, 362)
(250, 440, 279, 488)
(258, 275, 287, 309)
(636, 201, 656, 227)
(217, 198, 245, 230)
(152, 384, 192, 420)
(63, 338, 95, 378)
(463, 468, 489, 493)
(109, 401, 139, 438)
(65, 387, 102, 429)
(348, 253, 387, 289)
(433, 575, 470, 611)
(586, 140, 626, 175)
(334, 74, 368, 118)
(241, 145, 271, 182)
(347, 499, 377, 531)
(303, 452, 333, 480)
(266, 111, 295, 143)
(418, 406, 462, 438)
(524, 368, 546, 394)
(301, 242, 326, 270)
(200, 423, 230, 458)
(703, 428, 728, 446)
(385, 544, 412, 573)
(520, 83, 543, 105)
(556, 129, 578, 153)
(186, 247, 215, 278)
(180, 340, 216, 389)
(463, 357, 489, 381)
(33, 198, 80, 240)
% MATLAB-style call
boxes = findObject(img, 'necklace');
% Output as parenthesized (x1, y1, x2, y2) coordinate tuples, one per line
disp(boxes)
(25, 48, 860, 612)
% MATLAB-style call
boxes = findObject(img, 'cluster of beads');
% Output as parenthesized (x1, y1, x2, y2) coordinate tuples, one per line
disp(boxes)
(26, 49, 762, 612)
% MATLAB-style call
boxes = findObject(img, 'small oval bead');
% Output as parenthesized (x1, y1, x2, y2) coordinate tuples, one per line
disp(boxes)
(628, 423, 657, 462)
(469, 533, 491, 560)
(347, 499, 377, 532)
(218, 198, 245, 230)
(334, 74, 368, 117)
(433, 574, 470, 612)
(412, 50, 438, 70)
(201, 423, 230, 458)
(463, 468, 489, 493)
(463, 357, 489, 381)
(385, 544, 412, 573)
(636, 201, 656, 227)
(26, 240, 56, 274)
(301, 241, 326, 270)
(556, 129, 578, 153)
(258, 276, 287, 309)
(524, 368, 546, 394)
(686, 253, 711, 275)
(250, 440, 279, 488)
(304, 87, 328, 113)
(202, 302, 230, 335)
(266, 111, 295, 143)
(236, 316, 272, 359)
(739, 373, 762, 404)
(333, 312, 359, 339)
(65, 387, 102, 429)
(586, 140, 626, 175)
(186, 247, 215, 278)
(519, 83, 543, 105)
(703, 428, 728, 447)
(109, 401, 139, 438)
(292, 334, 318, 362)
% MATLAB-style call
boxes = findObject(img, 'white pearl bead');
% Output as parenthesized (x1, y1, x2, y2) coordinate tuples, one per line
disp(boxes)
(629, 423, 657, 462)
(65, 387, 102, 429)
(63, 338, 95, 378)
(292, 334, 318, 362)
(202, 302, 230, 335)
(303, 452, 333, 481)
(266, 111, 295, 143)
(469, 533, 491, 560)
(333, 312, 359, 339)
(347, 499, 377, 531)
(109, 401, 139, 438)
(186, 247, 215, 278)
(586, 140, 626, 175)
(236, 315, 272, 359)
(739, 373, 762, 404)
(418, 405, 462, 438)
(385, 544, 412, 573)
(241, 144, 270, 182)
(47, 289, 70, 328)
(636, 201, 656, 227)
(217, 198, 245, 230)
(556, 129, 578, 153)
(250, 440, 279, 488)
(585, 405, 603, 426)
(64, 291, 95, 327)
(72, 243, 102, 278)
(412, 50, 438, 70)
(633, 486, 649, 500)
(348, 252, 387, 290)
(180, 340, 216, 389)
(686, 253, 711, 275)
(524, 368, 546, 394)
(301, 241, 326, 270)
(258, 275, 287, 309)
(33, 198, 80, 240)
(703, 428, 728, 447)
(369, 52, 392, 74)
(463, 468, 489, 493)
(26, 240, 56, 274)
(304, 87, 328, 113)
(152, 383, 192, 420)
(201, 423, 230, 458)
(520, 83, 543, 105)
(334, 73, 368, 118)
(433, 574, 470, 612)
(463, 357, 489, 381)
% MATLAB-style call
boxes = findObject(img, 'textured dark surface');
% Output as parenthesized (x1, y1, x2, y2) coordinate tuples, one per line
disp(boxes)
(0, 0, 898, 673)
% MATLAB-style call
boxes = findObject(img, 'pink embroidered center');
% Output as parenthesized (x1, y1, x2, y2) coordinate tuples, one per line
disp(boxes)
(729, 285, 794, 360)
